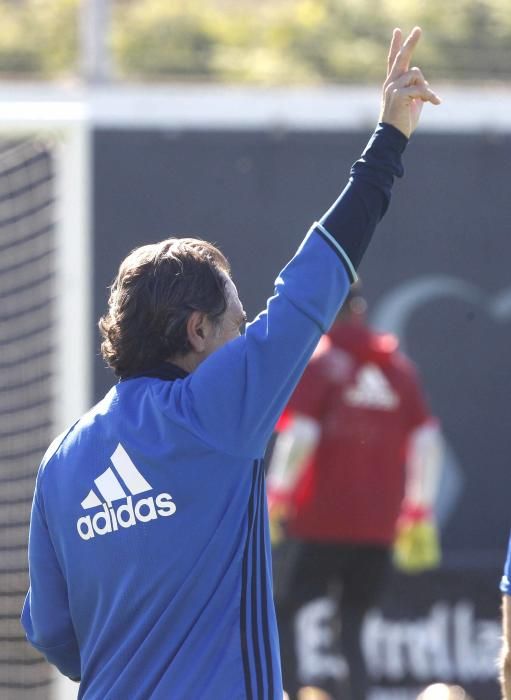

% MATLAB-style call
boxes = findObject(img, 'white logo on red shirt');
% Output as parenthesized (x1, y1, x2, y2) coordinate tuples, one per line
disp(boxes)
(343, 363, 399, 410)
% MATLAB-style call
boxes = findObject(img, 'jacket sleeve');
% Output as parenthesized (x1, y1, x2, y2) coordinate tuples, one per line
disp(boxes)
(502, 538, 511, 594)
(21, 482, 81, 681)
(154, 124, 408, 459)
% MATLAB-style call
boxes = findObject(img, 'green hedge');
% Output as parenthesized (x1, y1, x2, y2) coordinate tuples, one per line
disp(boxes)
(1, 0, 511, 82)
(0, 0, 77, 77)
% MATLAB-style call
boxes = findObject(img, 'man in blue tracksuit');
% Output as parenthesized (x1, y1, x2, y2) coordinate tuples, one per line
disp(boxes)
(22, 28, 440, 699)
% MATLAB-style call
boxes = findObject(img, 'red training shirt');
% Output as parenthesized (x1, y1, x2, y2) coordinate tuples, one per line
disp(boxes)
(281, 319, 432, 545)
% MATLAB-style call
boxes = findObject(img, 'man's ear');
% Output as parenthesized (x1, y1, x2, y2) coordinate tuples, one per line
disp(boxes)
(186, 311, 207, 353)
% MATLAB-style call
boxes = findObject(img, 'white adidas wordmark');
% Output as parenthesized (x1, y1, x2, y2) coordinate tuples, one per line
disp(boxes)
(76, 443, 176, 541)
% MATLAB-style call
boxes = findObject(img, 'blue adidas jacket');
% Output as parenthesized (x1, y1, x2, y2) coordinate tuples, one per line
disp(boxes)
(22, 124, 407, 699)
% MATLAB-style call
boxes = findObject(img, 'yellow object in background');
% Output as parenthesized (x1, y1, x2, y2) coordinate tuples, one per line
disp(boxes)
(393, 515, 441, 574)
(269, 502, 290, 546)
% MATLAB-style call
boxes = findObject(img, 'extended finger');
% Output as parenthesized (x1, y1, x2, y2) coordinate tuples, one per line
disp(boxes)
(388, 26, 422, 80)
(387, 28, 403, 78)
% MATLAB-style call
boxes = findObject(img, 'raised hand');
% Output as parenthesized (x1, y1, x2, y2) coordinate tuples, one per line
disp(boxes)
(380, 27, 441, 138)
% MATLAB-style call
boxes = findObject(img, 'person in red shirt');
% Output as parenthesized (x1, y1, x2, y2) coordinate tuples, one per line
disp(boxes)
(267, 288, 442, 700)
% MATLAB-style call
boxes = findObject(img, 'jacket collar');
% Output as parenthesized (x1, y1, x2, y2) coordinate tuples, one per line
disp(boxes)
(121, 362, 189, 382)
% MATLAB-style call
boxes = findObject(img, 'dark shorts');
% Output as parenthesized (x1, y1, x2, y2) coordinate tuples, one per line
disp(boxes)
(273, 538, 391, 610)
(273, 539, 391, 700)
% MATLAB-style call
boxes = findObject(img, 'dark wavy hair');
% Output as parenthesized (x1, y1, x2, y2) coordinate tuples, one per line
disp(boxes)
(99, 237, 231, 378)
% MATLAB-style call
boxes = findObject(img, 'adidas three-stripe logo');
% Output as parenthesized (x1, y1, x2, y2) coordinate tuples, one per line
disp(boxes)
(76, 443, 177, 541)
(81, 444, 152, 509)
(343, 363, 399, 410)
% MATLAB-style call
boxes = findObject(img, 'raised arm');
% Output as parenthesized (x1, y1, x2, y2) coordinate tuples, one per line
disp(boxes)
(159, 28, 441, 458)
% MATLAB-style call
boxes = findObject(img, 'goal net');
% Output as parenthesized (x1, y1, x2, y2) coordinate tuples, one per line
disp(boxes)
(0, 109, 89, 700)
(0, 137, 56, 699)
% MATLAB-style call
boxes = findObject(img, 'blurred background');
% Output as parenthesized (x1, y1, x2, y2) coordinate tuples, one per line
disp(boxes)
(0, 0, 511, 83)
(0, 1, 510, 699)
